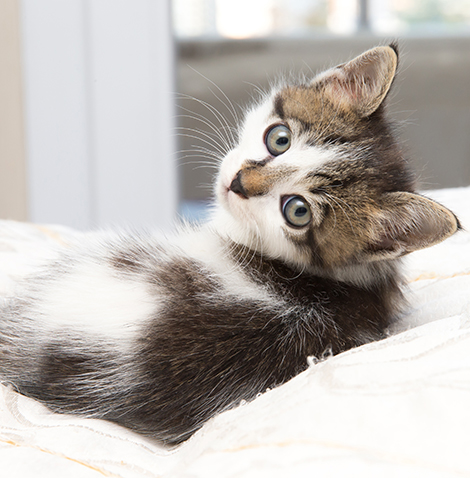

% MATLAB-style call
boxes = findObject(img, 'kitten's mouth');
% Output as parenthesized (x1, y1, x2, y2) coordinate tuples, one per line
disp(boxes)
(228, 171, 248, 199)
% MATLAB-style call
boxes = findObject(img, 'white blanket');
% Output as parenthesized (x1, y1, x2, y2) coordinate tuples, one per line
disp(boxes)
(0, 187, 469, 478)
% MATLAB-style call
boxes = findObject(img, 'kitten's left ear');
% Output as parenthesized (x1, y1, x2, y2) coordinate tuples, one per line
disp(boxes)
(366, 192, 460, 260)
(314, 45, 398, 118)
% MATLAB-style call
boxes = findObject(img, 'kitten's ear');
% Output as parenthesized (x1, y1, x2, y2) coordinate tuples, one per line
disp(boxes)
(314, 45, 398, 118)
(366, 192, 460, 260)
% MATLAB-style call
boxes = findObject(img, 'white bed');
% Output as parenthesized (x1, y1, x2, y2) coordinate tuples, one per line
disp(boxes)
(1, 187, 469, 478)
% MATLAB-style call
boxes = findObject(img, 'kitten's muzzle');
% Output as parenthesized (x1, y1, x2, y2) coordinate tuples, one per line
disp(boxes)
(229, 161, 278, 198)
(229, 171, 249, 199)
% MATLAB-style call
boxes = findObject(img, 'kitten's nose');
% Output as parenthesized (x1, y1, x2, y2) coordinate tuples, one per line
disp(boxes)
(229, 171, 248, 199)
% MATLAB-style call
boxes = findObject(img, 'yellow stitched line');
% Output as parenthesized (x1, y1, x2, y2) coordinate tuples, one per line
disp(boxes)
(34, 225, 70, 246)
(0, 437, 119, 477)
(409, 270, 470, 283)
(219, 439, 470, 477)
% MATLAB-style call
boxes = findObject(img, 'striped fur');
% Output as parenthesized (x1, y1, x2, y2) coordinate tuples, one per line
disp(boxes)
(0, 45, 459, 444)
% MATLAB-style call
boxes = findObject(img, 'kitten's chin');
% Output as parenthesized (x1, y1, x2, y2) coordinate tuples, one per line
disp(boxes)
(215, 176, 247, 223)
(209, 205, 256, 251)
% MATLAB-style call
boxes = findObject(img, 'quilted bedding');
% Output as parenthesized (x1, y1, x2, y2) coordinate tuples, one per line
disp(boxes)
(0, 187, 469, 477)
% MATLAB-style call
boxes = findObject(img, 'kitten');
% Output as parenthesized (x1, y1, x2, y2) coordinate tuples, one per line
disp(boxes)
(0, 45, 459, 445)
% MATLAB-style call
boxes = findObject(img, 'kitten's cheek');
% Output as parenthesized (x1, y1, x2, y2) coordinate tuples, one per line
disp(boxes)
(217, 179, 237, 211)
(215, 172, 234, 205)
(220, 151, 243, 181)
(313, 208, 326, 228)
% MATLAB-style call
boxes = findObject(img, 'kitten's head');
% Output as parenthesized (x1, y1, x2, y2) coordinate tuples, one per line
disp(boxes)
(215, 45, 459, 279)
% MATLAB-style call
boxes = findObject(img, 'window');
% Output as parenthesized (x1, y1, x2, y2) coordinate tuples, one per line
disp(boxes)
(173, 0, 470, 38)
(174, 0, 470, 221)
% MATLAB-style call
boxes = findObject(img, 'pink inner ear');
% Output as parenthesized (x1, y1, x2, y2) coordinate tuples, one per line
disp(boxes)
(327, 69, 376, 111)
(367, 234, 397, 253)
(367, 216, 407, 254)
(331, 77, 361, 102)
(320, 47, 398, 117)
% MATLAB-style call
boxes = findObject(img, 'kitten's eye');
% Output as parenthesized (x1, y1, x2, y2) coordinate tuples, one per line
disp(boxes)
(265, 124, 291, 156)
(282, 196, 312, 228)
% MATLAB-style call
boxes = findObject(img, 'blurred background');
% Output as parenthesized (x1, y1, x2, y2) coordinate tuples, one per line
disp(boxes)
(1, 0, 469, 229)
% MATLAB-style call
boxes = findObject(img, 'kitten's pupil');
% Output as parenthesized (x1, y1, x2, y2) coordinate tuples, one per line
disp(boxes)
(282, 196, 312, 228)
(265, 124, 292, 156)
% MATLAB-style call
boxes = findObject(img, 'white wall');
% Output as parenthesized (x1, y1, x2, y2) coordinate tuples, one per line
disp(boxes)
(0, 0, 28, 222)
(20, 0, 177, 230)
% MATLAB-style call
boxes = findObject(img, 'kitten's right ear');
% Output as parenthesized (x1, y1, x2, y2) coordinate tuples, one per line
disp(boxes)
(365, 192, 460, 260)
(313, 45, 398, 118)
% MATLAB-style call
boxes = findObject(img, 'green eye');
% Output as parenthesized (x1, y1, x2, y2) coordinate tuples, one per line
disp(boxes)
(282, 196, 312, 228)
(265, 124, 291, 156)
